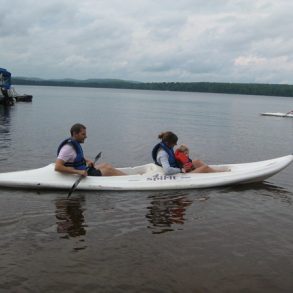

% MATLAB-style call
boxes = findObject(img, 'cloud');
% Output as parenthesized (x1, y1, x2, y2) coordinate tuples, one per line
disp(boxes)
(1, 0, 293, 83)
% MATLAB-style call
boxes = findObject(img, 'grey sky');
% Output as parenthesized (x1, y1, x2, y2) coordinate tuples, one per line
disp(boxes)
(1, 0, 293, 83)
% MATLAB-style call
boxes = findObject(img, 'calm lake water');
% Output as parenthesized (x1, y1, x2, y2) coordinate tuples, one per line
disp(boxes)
(0, 85, 293, 292)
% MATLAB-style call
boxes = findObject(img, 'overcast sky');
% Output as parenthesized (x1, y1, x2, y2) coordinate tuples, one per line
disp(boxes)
(1, 0, 293, 83)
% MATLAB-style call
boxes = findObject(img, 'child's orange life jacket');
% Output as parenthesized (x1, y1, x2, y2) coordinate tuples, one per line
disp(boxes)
(175, 150, 193, 171)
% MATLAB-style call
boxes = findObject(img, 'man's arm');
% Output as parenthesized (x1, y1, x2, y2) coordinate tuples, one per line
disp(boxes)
(85, 159, 94, 167)
(55, 143, 89, 176)
(55, 158, 87, 176)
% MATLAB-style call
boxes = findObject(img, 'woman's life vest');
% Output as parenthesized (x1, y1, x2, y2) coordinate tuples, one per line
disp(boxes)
(152, 142, 180, 168)
(57, 138, 87, 170)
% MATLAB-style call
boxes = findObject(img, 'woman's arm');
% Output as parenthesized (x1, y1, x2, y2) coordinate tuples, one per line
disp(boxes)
(157, 150, 181, 175)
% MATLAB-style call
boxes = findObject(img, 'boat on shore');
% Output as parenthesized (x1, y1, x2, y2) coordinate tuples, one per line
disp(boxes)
(0, 155, 292, 191)
(0, 68, 33, 106)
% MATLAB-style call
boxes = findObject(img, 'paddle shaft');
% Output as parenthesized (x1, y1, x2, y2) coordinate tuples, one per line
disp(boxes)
(67, 152, 102, 198)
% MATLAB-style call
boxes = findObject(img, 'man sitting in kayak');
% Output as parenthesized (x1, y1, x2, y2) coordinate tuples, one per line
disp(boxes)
(152, 131, 227, 175)
(55, 123, 125, 176)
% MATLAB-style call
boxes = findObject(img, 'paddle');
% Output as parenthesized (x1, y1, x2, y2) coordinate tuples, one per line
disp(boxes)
(67, 152, 102, 198)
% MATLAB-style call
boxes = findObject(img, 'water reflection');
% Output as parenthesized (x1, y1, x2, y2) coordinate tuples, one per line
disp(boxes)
(146, 192, 192, 234)
(0, 106, 11, 165)
(220, 181, 293, 204)
(0, 105, 10, 118)
(55, 196, 87, 239)
(0, 106, 11, 128)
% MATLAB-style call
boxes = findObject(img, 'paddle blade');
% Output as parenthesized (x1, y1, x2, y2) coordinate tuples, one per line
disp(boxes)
(67, 151, 101, 198)
(93, 152, 102, 165)
(67, 176, 83, 198)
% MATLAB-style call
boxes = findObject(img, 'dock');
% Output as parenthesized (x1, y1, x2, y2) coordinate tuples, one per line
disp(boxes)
(0, 67, 33, 106)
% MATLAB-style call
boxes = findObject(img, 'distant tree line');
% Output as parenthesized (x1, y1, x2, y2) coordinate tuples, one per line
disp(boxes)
(12, 77, 293, 97)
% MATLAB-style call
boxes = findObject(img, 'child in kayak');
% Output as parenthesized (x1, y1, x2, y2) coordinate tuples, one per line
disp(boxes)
(175, 144, 230, 173)
(175, 144, 195, 173)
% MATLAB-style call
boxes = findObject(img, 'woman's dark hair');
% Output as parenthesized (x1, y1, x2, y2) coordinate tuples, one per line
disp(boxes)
(158, 131, 178, 145)
(70, 123, 86, 136)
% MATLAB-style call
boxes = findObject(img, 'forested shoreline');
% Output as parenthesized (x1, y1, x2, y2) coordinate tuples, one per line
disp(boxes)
(12, 77, 293, 97)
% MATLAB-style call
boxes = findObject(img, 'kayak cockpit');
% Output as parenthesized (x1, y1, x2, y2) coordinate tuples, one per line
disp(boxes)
(116, 163, 164, 175)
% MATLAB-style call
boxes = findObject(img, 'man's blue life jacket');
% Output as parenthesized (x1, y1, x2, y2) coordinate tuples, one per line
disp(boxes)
(57, 138, 87, 170)
(152, 142, 180, 168)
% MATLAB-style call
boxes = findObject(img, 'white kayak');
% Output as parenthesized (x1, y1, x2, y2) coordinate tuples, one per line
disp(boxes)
(0, 155, 292, 191)
(261, 112, 293, 118)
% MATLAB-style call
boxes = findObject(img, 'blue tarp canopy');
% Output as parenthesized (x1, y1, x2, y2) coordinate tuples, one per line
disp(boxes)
(0, 68, 12, 89)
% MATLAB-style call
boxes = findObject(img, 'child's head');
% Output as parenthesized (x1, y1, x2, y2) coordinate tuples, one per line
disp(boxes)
(177, 144, 189, 154)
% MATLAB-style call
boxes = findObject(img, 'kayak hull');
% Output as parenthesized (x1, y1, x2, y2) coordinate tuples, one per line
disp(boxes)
(0, 155, 292, 191)
(261, 112, 293, 118)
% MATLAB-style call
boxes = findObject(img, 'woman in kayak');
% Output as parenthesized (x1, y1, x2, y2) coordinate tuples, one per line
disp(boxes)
(152, 131, 227, 175)
(55, 123, 125, 177)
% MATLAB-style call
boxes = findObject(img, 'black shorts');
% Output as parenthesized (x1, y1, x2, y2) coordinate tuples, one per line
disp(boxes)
(87, 166, 102, 176)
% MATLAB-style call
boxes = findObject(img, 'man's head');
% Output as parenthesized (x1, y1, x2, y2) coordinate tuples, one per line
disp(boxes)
(70, 123, 87, 143)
